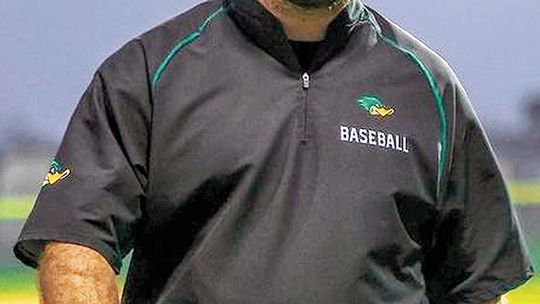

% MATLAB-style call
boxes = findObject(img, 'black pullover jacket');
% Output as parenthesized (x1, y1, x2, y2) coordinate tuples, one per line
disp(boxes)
(14, 0, 534, 303)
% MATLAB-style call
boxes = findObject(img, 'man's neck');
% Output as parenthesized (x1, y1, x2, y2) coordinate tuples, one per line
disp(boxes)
(256, 0, 350, 41)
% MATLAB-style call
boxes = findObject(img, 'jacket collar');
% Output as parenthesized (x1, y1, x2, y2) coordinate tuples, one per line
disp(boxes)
(225, 0, 368, 74)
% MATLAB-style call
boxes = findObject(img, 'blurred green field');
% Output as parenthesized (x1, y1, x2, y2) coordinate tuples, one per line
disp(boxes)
(0, 196, 34, 220)
(1, 182, 539, 303)
(508, 180, 540, 206)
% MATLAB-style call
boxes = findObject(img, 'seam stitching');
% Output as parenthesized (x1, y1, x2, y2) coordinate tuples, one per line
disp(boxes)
(151, 5, 227, 90)
(364, 8, 448, 200)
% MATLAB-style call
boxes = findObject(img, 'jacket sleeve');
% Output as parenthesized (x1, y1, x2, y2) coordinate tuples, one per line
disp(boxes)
(13, 39, 152, 275)
(423, 78, 534, 303)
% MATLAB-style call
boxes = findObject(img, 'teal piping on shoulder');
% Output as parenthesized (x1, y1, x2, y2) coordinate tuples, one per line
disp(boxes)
(362, 8, 448, 199)
(152, 5, 227, 89)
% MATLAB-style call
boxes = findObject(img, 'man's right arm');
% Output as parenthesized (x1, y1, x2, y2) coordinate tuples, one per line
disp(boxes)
(38, 241, 120, 304)
(12, 39, 150, 303)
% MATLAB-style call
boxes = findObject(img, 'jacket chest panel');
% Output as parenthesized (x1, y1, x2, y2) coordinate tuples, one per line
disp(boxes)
(150, 76, 304, 200)
(299, 65, 441, 195)
(149, 80, 438, 219)
(148, 38, 441, 211)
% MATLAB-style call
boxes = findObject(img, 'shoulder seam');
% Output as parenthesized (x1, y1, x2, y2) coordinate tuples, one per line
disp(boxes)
(363, 8, 448, 200)
(151, 5, 227, 90)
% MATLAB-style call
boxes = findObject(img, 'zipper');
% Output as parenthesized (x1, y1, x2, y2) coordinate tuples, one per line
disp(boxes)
(300, 72, 310, 144)
(302, 72, 310, 89)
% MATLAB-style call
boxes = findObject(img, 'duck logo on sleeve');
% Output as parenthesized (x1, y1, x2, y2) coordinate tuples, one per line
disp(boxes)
(42, 159, 71, 187)
(357, 95, 395, 119)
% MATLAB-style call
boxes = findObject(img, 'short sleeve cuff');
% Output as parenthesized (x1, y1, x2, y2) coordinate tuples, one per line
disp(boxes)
(13, 230, 123, 275)
(450, 267, 535, 303)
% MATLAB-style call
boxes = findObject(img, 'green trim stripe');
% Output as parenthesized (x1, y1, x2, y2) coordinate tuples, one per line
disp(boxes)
(363, 9, 448, 197)
(378, 35, 448, 189)
(151, 5, 226, 89)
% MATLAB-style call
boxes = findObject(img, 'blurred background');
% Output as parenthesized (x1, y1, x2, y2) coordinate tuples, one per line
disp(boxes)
(1, 0, 539, 303)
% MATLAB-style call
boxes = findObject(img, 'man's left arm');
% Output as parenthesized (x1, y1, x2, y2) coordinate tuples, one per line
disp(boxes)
(422, 77, 534, 303)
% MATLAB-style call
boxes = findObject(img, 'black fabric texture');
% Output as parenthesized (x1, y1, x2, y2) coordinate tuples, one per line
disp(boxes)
(226, 0, 359, 73)
(12, 0, 534, 303)
(13, 39, 151, 275)
(288, 40, 322, 71)
(421, 79, 535, 303)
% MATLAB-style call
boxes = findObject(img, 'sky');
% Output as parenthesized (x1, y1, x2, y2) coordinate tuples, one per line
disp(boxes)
(1, 0, 539, 145)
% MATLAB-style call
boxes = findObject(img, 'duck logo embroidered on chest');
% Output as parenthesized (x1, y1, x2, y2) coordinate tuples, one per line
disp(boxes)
(338, 94, 410, 153)
(357, 95, 395, 119)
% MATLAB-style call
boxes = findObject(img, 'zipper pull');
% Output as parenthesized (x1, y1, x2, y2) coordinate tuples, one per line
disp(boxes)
(302, 72, 310, 89)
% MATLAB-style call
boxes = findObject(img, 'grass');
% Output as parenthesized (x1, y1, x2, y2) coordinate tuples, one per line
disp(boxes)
(0, 267, 41, 304)
(0, 266, 39, 294)
(508, 180, 540, 205)
(0, 196, 35, 220)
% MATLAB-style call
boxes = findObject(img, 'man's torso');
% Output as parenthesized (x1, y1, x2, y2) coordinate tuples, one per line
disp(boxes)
(121, 1, 452, 303)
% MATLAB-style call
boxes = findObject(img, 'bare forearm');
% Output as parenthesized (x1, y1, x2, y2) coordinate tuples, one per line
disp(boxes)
(38, 241, 120, 304)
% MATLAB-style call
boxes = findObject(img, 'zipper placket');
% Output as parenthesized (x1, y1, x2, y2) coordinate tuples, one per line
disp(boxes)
(300, 72, 310, 144)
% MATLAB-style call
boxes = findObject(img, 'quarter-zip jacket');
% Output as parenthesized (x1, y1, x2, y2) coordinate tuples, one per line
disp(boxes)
(14, 0, 534, 303)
